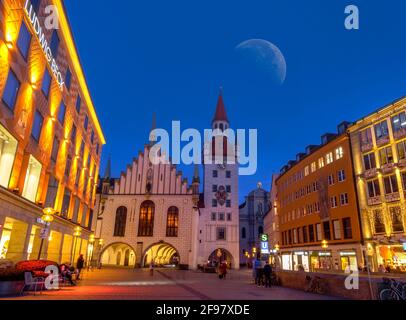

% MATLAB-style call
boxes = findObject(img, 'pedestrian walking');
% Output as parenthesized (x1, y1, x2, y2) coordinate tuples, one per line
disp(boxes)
(253, 258, 261, 285)
(219, 262, 228, 280)
(76, 254, 85, 280)
(263, 261, 272, 288)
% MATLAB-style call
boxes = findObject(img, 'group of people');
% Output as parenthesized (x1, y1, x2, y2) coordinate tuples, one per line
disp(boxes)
(59, 254, 85, 286)
(253, 258, 273, 288)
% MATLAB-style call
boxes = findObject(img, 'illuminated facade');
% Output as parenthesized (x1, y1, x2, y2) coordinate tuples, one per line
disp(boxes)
(348, 97, 406, 272)
(0, 0, 105, 264)
(276, 123, 363, 273)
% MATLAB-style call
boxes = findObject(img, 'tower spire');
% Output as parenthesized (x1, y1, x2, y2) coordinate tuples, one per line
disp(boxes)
(103, 155, 111, 180)
(212, 87, 229, 126)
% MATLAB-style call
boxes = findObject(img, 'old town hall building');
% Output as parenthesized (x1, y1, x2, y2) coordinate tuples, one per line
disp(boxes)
(93, 91, 240, 269)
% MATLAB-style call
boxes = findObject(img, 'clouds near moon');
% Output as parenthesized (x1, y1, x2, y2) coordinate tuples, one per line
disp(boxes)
(235, 39, 287, 86)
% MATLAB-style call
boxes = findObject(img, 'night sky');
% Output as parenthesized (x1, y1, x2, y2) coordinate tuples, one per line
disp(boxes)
(64, 0, 406, 202)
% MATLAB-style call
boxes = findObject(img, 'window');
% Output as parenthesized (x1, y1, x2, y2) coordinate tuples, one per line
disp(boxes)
(64, 155, 72, 179)
(75, 168, 80, 186)
(318, 157, 325, 168)
(391, 112, 406, 132)
(402, 172, 406, 190)
(65, 68, 72, 90)
(226, 171, 231, 178)
(227, 213, 231, 221)
(211, 212, 216, 221)
(96, 143, 100, 155)
(326, 152, 334, 164)
(241, 227, 246, 239)
(367, 179, 381, 198)
(397, 141, 406, 161)
(212, 199, 218, 207)
(212, 185, 218, 192)
(338, 170, 346, 182)
(340, 193, 349, 206)
(390, 206, 404, 233)
(22, 155, 42, 202)
(51, 136, 60, 162)
(311, 162, 317, 173)
(76, 95, 81, 114)
(79, 140, 85, 158)
(360, 128, 373, 145)
(304, 166, 309, 176)
(138, 201, 155, 236)
(303, 226, 308, 243)
(342, 218, 353, 239)
(58, 101, 66, 124)
(41, 69, 52, 98)
(330, 196, 338, 208)
(328, 174, 335, 186)
(218, 213, 225, 221)
(49, 30, 60, 58)
(309, 225, 315, 242)
(44, 176, 58, 208)
(31, 111, 44, 142)
(379, 146, 394, 165)
(2, 69, 20, 110)
(60, 188, 71, 218)
(293, 229, 298, 244)
(374, 120, 389, 140)
(217, 227, 226, 240)
(71, 124, 77, 143)
(226, 200, 231, 208)
(333, 220, 341, 240)
(84, 115, 89, 131)
(17, 21, 31, 60)
(114, 206, 127, 237)
(213, 170, 218, 178)
(226, 185, 231, 193)
(363, 153, 376, 170)
(323, 221, 331, 241)
(0, 125, 18, 188)
(335, 147, 344, 160)
(166, 206, 179, 237)
(91, 130, 95, 144)
(384, 175, 399, 194)
(316, 223, 322, 241)
(373, 209, 385, 234)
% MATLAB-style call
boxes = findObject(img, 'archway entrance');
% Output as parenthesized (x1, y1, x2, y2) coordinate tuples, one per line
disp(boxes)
(208, 248, 234, 269)
(143, 242, 180, 268)
(101, 243, 136, 267)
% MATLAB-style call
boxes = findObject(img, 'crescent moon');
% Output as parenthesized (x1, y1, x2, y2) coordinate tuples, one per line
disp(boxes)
(235, 39, 287, 85)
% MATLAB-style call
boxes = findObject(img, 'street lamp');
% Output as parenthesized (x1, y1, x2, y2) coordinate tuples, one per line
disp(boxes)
(71, 226, 82, 265)
(37, 207, 56, 260)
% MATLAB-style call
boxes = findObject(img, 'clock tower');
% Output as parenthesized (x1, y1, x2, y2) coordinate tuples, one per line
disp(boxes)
(197, 88, 240, 269)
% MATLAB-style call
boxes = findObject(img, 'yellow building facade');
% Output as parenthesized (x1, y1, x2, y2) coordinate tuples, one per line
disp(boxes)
(348, 97, 406, 272)
(0, 0, 105, 264)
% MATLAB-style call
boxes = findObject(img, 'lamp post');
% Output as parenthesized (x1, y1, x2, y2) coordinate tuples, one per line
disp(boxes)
(87, 233, 95, 269)
(37, 207, 56, 260)
(71, 226, 82, 265)
(321, 240, 329, 270)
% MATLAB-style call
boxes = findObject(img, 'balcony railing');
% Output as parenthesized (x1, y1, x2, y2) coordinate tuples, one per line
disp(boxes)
(398, 158, 406, 168)
(367, 196, 382, 206)
(393, 128, 406, 140)
(385, 192, 400, 202)
(376, 136, 390, 147)
(381, 163, 395, 174)
(364, 168, 378, 179)
(361, 142, 373, 153)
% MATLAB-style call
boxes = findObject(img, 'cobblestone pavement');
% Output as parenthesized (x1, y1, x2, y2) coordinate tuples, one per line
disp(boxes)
(3, 268, 340, 300)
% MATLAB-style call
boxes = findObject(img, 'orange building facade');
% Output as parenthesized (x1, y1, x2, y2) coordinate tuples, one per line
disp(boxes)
(276, 124, 363, 273)
(0, 0, 105, 264)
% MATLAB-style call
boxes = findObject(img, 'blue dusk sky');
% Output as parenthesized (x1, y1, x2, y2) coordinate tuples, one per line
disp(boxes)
(65, 0, 406, 202)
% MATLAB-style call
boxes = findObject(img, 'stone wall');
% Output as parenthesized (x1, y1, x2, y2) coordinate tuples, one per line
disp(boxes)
(275, 270, 387, 300)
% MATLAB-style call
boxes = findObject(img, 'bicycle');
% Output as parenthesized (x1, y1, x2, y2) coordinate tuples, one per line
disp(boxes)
(305, 275, 326, 295)
(379, 278, 406, 301)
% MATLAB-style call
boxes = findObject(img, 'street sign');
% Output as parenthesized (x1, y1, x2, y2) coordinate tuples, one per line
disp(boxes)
(260, 234, 269, 254)
(40, 228, 49, 240)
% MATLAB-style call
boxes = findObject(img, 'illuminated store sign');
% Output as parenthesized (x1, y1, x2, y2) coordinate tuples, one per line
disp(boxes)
(260, 234, 269, 254)
(24, 0, 64, 90)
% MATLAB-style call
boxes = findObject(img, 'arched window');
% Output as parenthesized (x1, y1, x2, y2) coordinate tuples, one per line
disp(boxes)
(114, 206, 127, 237)
(138, 201, 155, 236)
(166, 206, 179, 237)
(242, 227, 246, 239)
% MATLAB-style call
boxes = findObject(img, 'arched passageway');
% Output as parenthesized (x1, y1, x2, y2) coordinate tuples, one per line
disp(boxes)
(208, 248, 235, 269)
(143, 242, 180, 268)
(101, 243, 136, 267)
